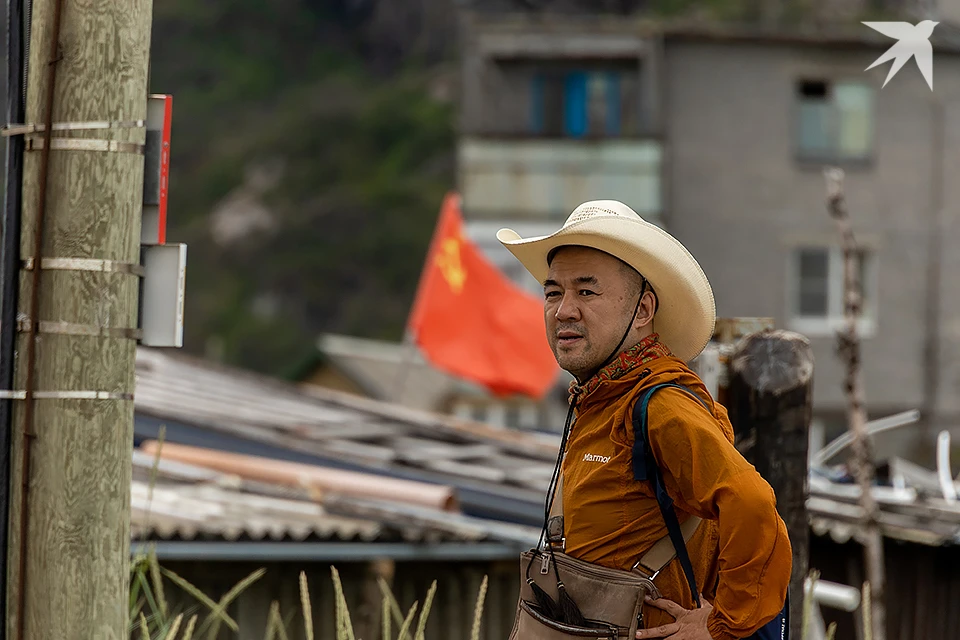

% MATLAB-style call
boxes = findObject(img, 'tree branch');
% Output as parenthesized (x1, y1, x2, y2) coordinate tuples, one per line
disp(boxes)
(824, 167, 886, 640)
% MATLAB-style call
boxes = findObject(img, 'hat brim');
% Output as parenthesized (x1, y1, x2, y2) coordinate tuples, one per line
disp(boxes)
(497, 216, 716, 363)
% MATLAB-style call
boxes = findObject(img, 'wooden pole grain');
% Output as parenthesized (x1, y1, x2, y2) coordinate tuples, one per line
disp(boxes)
(6, 0, 153, 637)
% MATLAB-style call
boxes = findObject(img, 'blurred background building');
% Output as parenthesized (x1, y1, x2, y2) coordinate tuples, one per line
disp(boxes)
(454, 4, 960, 463)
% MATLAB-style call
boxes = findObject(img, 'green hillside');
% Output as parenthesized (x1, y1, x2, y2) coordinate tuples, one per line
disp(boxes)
(149, 0, 457, 376)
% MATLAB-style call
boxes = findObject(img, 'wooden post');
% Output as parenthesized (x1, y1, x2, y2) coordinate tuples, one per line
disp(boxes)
(825, 167, 886, 640)
(728, 329, 813, 640)
(710, 317, 775, 415)
(6, 0, 152, 638)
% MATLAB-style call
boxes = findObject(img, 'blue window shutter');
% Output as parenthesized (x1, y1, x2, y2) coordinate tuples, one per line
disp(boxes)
(530, 74, 544, 134)
(606, 72, 621, 135)
(564, 72, 587, 137)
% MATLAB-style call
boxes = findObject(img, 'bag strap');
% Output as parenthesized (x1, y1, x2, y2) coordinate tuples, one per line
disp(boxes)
(549, 472, 563, 521)
(634, 512, 701, 575)
(632, 383, 710, 608)
(545, 461, 565, 549)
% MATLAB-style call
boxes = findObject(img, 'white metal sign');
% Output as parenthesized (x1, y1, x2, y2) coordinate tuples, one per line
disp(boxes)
(140, 243, 186, 347)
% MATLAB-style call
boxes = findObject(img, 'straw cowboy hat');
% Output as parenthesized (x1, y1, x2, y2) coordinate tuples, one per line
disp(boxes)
(497, 200, 716, 363)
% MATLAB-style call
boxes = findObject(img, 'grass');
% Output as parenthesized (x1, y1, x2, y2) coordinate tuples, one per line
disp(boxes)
(129, 552, 489, 640)
(131, 427, 489, 639)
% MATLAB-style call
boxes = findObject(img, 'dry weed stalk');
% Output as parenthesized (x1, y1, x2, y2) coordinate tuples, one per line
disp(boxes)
(470, 576, 489, 640)
(825, 168, 886, 640)
(181, 615, 198, 640)
(300, 571, 315, 640)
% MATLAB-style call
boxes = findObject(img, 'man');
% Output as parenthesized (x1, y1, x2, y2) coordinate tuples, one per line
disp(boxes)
(497, 200, 792, 640)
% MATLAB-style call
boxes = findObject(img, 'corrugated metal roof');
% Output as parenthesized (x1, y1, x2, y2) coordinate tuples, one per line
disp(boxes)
(138, 347, 960, 549)
(130, 449, 541, 547)
(131, 481, 383, 542)
(133, 347, 560, 504)
(807, 473, 960, 547)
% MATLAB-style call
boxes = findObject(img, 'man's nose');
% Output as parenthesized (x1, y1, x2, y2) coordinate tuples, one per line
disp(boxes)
(555, 291, 581, 321)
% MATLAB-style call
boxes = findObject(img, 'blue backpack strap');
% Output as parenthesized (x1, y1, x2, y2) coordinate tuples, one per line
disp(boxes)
(631, 383, 709, 608)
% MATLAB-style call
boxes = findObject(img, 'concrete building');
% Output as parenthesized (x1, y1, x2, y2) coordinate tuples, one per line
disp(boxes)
(456, 9, 960, 457)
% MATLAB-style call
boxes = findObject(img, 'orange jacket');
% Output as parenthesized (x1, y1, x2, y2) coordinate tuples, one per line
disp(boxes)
(561, 346, 792, 640)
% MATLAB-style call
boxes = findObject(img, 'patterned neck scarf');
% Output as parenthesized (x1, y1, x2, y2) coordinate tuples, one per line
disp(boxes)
(568, 333, 672, 401)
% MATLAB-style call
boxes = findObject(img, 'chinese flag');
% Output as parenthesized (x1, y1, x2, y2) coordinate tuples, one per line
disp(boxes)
(406, 193, 559, 399)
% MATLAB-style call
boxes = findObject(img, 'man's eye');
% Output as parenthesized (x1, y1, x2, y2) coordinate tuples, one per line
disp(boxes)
(579, 290, 596, 296)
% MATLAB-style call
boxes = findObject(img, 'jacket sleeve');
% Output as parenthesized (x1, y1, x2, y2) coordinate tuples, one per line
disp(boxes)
(646, 390, 792, 640)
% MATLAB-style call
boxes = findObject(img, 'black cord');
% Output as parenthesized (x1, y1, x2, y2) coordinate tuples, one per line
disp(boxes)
(527, 390, 579, 578)
(0, 2, 28, 635)
(593, 278, 650, 377)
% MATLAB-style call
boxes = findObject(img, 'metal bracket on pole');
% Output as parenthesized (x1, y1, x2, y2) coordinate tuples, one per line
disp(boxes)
(23, 137, 144, 154)
(21, 257, 145, 277)
(0, 391, 133, 400)
(1, 119, 145, 136)
(16, 319, 142, 340)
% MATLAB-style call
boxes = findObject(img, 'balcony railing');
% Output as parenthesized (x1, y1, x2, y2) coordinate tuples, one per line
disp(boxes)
(458, 136, 662, 221)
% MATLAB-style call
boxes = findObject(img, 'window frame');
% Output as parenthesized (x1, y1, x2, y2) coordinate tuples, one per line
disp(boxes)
(793, 77, 876, 165)
(529, 66, 634, 139)
(786, 245, 878, 338)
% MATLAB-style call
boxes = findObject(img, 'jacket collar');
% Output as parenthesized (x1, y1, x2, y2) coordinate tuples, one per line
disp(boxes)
(568, 333, 673, 403)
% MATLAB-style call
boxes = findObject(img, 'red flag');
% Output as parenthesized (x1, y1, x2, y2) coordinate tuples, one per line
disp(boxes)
(407, 193, 559, 399)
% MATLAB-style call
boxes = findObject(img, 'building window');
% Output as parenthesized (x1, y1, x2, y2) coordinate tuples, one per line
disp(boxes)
(504, 404, 521, 429)
(519, 404, 540, 430)
(788, 246, 877, 336)
(797, 248, 830, 317)
(795, 79, 873, 161)
(531, 66, 639, 138)
(470, 403, 487, 423)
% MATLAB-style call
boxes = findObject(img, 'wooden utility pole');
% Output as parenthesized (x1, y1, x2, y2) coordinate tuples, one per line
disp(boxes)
(824, 168, 886, 640)
(6, 0, 153, 638)
(727, 329, 813, 640)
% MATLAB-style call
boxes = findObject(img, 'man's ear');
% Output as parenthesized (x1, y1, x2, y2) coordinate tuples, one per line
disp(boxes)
(634, 291, 657, 329)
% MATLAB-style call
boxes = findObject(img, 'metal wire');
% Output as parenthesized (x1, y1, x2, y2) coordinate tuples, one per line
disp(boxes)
(16, 0, 66, 636)
(0, 1, 29, 637)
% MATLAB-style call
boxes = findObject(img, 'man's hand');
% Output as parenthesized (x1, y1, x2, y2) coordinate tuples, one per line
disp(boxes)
(634, 595, 713, 639)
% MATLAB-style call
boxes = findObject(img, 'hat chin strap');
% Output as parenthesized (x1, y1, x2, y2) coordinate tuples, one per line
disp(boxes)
(576, 279, 650, 385)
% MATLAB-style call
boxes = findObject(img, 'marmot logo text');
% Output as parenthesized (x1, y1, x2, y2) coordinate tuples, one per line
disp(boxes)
(583, 453, 611, 464)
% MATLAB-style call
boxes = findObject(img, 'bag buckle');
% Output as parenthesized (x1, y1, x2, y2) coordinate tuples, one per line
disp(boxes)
(631, 559, 660, 580)
(546, 515, 565, 552)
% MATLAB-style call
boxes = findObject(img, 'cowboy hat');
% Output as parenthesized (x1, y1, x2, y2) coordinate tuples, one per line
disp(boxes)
(496, 200, 716, 363)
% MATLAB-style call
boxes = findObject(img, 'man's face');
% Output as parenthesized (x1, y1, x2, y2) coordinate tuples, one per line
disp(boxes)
(543, 246, 652, 381)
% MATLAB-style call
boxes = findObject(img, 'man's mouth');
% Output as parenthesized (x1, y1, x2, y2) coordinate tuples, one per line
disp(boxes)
(557, 331, 583, 345)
